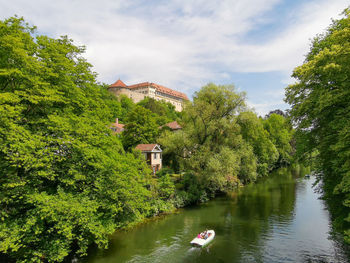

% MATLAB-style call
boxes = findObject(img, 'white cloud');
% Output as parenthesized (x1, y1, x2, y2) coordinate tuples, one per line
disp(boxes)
(0, 0, 281, 87)
(0, 0, 348, 115)
(247, 100, 290, 117)
(230, 0, 349, 74)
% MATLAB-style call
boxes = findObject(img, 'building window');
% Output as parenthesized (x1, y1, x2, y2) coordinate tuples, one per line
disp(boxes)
(154, 153, 157, 159)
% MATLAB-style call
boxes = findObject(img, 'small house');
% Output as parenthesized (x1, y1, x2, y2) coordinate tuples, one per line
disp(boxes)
(135, 144, 162, 174)
(110, 118, 125, 134)
(160, 121, 182, 131)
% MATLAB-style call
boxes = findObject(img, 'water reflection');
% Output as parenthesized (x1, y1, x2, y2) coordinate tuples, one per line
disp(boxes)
(83, 166, 349, 263)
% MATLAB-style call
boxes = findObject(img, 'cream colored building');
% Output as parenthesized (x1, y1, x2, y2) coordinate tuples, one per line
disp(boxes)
(108, 79, 188, 111)
(135, 144, 162, 174)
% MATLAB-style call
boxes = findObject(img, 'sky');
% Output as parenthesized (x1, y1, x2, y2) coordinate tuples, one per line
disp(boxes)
(1, 0, 348, 116)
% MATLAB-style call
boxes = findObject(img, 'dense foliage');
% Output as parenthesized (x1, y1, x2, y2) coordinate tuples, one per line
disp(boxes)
(237, 111, 278, 176)
(122, 105, 160, 150)
(137, 97, 181, 125)
(285, 9, 350, 243)
(159, 84, 294, 201)
(0, 16, 295, 262)
(262, 113, 294, 166)
(117, 97, 180, 150)
(0, 17, 159, 262)
(116, 95, 135, 122)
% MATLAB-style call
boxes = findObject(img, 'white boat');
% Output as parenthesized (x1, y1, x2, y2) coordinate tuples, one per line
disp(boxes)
(190, 230, 215, 247)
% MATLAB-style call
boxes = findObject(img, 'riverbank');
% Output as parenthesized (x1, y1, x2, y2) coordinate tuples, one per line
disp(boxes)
(82, 166, 349, 263)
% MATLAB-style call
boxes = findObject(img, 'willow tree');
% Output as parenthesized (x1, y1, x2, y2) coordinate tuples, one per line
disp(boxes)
(0, 17, 154, 262)
(160, 84, 258, 192)
(285, 9, 350, 243)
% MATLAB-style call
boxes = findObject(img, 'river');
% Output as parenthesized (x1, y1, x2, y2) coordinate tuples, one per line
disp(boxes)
(83, 166, 349, 263)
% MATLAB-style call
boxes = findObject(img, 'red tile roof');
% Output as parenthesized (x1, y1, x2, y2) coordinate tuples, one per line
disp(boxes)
(110, 118, 125, 133)
(127, 82, 150, 89)
(164, 121, 182, 130)
(110, 122, 125, 129)
(110, 79, 127, 88)
(111, 80, 189, 100)
(135, 144, 160, 152)
(150, 83, 189, 101)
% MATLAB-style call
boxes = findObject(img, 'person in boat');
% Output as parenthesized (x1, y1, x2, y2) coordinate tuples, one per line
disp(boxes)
(197, 233, 201, 238)
(199, 231, 206, 239)
(199, 230, 207, 239)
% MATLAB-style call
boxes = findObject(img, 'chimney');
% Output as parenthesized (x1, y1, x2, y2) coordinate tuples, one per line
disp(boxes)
(116, 118, 119, 125)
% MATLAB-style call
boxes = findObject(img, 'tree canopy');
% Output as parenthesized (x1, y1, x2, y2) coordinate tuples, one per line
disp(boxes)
(0, 17, 157, 262)
(122, 105, 160, 150)
(159, 83, 291, 193)
(237, 111, 278, 176)
(137, 97, 180, 125)
(262, 113, 293, 166)
(0, 16, 297, 262)
(285, 9, 350, 243)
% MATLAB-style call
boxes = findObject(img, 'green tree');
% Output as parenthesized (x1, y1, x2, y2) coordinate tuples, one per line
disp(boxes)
(265, 109, 286, 118)
(122, 105, 159, 150)
(285, 8, 350, 243)
(0, 17, 155, 262)
(157, 174, 176, 200)
(99, 84, 123, 122)
(262, 113, 293, 166)
(137, 97, 180, 125)
(118, 94, 135, 122)
(237, 111, 279, 176)
(237, 141, 258, 184)
(157, 127, 190, 172)
(160, 83, 258, 192)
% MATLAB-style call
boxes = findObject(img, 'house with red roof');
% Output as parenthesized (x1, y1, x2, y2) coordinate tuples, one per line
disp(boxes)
(135, 144, 162, 173)
(109, 118, 125, 134)
(160, 121, 182, 131)
(159, 121, 182, 131)
(108, 79, 188, 111)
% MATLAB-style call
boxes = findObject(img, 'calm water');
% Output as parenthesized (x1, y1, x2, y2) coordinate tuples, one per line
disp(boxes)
(84, 167, 349, 263)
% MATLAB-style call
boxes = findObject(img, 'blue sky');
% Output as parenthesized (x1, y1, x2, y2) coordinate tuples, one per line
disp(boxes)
(1, 0, 348, 115)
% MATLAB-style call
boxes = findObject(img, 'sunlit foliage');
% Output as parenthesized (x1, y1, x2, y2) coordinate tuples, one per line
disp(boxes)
(0, 17, 155, 262)
(285, 8, 350, 244)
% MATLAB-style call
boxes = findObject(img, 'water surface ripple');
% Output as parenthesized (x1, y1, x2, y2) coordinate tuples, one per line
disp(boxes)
(84, 167, 349, 263)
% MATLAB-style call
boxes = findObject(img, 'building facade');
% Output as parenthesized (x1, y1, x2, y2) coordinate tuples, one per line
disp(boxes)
(135, 144, 162, 174)
(108, 79, 188, 111)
